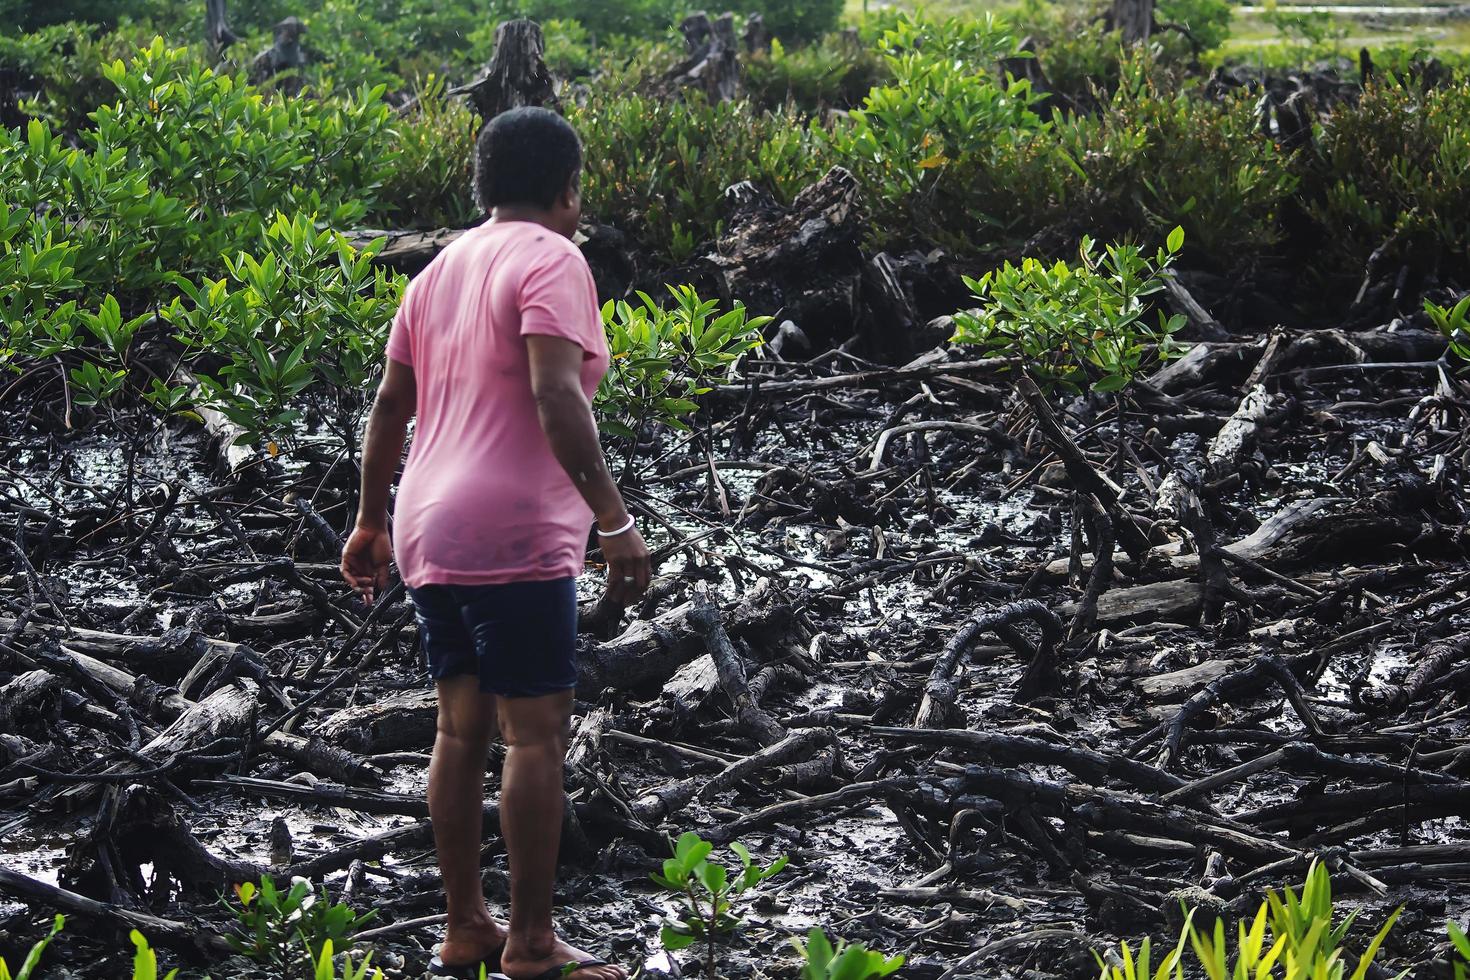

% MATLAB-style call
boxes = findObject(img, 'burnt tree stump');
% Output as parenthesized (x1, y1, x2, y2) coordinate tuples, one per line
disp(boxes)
(249, 17, 309, 95)
(667, 11, 741, 102)
(450, 19, 561, 124)
(707, 168, 866, 350)
(742, 13, 771, 55)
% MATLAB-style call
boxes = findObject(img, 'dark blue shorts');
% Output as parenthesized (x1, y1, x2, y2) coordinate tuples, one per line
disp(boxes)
(407, 579, 579, 698)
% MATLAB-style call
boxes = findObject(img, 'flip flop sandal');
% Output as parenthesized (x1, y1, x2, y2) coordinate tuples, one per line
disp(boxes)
(425, 946, 506, 980)
(521, 958, 614, 980)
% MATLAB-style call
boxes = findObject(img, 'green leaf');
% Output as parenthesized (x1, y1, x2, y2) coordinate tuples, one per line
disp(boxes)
(1449, 922, 1470, 963)
(695, 861, 728, 895)
(660, 927, 697, 951)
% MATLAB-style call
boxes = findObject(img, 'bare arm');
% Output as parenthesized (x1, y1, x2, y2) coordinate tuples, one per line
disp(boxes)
(341, 357, 416, 602)
(526, 334, 650, 602)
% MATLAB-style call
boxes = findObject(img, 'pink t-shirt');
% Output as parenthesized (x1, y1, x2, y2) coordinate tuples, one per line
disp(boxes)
(384, 221, 610, 587)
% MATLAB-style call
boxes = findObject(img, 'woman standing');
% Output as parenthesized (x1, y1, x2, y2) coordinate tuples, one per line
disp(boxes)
(342, 107, 649, 980)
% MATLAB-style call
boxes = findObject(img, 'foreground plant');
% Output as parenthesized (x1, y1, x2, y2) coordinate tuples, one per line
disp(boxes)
(225, 874, 378, 975)
(1450, 920, 1470, 979)
(952, 227, 1188, 394)
(0, 913, 62, 980)
(163, 213, 405, 450)
(1092, 921, 1188, 980)
(1094, 861, 1405, 980)
(1425, 294, 1470, 365)
(0, 916, 181, 980)
(653, 831, 789, 978)
(793, 929, 904, 980)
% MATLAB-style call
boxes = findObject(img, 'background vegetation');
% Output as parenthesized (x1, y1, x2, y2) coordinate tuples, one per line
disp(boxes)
(3, 0, 1469, 439)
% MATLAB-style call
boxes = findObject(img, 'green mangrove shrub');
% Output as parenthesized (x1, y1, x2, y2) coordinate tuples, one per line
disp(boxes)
(162, 213, 405, 447)
(371, 74, 480, 230)
(0, 21, 161, 136)
(573, 92, 827, 261)
(793, 929, 905, 980)
(824, 12, 1055, 252)
(952, 227, 1189, 393)
(1054, 58, 1298, 270)
(92, 39, 395, 273)
(1304, 76, 1470, 297)
(743, 35, 890, 112)
(597, 285, 768, 444)
(653, 831, 789, 978)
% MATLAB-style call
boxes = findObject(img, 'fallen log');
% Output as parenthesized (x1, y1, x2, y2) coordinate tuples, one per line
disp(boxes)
(48, 647, 379, 784)
(870, 727, 1187, 795)
(0, 867, 230, 951)
(317, 688, 438, 753)
(54, 681, 259, 808)
(576, 579, 795, 695)
(690, 585, 784, 746)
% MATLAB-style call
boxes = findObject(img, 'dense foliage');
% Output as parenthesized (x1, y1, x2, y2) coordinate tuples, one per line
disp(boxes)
(3, 0, 1470, 443)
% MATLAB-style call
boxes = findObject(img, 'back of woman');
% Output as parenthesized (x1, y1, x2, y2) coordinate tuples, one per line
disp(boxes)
(388, 222, 608, 585)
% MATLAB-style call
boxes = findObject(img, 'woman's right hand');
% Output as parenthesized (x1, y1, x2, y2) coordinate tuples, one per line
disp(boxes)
(600, 523, 651, 605)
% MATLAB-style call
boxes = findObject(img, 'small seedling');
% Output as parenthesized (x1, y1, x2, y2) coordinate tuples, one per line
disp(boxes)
(652, 831, 788, 979)
(312, 938, 383, 980)
(129, 929, 179, 980)
(224, 874, 377, 975)
(793, 929, 904, 980)
(1425, 294, 1470, 365)
(1092, 925, 1186, 980)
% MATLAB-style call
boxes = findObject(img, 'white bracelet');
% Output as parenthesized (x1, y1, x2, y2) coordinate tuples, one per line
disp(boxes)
(596, 514, 636, 538)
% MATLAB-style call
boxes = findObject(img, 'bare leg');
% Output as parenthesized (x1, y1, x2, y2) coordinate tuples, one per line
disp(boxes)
(431, 675, 507, 965)
(498, 691, 625, 980)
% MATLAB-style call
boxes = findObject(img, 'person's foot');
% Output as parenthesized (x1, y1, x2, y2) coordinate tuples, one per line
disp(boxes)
(501, 933, 626, 980)
(437, 916, 508, 971)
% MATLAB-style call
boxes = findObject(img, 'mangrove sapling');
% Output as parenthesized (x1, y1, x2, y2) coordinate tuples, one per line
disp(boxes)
(597, 286, 768, 481)
(224, 874, 378, 976)
(128, 929, 179, 980)
(1425, 294, 1470, 365)
(792, 929, 905, 980)
(653, 831, 789, 978)
(951, 226, 1189, 395)
(311, 939, 383, 980)
(0, 917, 183, 980)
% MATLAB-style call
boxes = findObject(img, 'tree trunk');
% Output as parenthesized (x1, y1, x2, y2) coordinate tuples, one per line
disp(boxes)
(450, 19, 560, 124)
(1110, 0, 1154, 43)
(204, 0, 238, 62)
(667, 12, 741, 103)
(742, 13, 770, 55)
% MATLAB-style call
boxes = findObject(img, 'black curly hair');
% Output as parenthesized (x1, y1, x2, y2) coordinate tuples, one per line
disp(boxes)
(473, 107, 583, 211)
